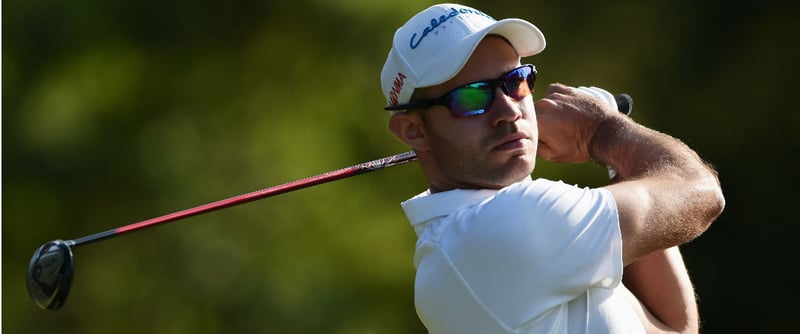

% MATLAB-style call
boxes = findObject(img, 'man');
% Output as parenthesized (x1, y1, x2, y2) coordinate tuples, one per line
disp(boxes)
(380, 3, 724, 334)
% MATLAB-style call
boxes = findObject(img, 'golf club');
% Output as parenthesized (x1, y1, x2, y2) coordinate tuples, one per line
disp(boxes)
(27, 93, 633, 311)
(26, 150, 418, 310)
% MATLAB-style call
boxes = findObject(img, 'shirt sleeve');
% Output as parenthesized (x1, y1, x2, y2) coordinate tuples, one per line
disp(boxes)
(438, 179, 623, 326)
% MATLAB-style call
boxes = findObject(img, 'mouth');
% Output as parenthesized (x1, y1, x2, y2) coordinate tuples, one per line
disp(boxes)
(493, 133, 530, 151)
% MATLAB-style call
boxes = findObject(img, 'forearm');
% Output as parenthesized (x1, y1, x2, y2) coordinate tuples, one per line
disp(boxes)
(536, 83, 724, 262)
(623, 247, 699, 334)
(591, 115, 716, 185)
(595, 115, 724, 260)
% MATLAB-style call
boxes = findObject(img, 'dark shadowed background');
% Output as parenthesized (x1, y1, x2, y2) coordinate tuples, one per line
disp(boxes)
(4, 0, 798, 333)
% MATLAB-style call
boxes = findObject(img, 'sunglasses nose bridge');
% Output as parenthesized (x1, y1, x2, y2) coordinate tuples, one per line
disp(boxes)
(499, 82, 511, 96)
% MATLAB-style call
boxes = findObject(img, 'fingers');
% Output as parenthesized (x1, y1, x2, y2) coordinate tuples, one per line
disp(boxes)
(540, 83, 604, 107)
(544, 82, 575, 96)
(576, 86, 618, 111)
(533, 96, 559, 113)
(538, 83, 619, 118)
(533, 83, 600, 163)
(537, 83, 594, 113)
(534, 83, 577, 114)
(534, 83, 630, 164)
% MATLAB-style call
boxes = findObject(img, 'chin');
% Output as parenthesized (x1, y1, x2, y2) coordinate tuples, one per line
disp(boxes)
(488, 159, 535, 188)
(507, 151, 535, 172)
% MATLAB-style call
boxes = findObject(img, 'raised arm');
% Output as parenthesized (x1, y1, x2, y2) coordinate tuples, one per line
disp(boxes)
(535, 83, 723, 333)
(535, 83, 725, 265)
(593, 117, 722, 265)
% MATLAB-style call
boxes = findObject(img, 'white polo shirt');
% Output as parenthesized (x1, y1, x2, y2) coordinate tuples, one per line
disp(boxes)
(401, 178, 645, 334)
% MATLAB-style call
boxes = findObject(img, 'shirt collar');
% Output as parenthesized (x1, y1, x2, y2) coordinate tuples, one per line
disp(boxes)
(401, 176, 532, 235)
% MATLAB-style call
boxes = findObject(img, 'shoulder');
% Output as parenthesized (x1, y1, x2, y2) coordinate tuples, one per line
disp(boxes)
(485, 178, 617, 219)
(426, 179, 624, 299)
(439, 179, 618, 246)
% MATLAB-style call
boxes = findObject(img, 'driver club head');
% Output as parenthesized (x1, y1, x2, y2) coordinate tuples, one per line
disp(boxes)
(27, 240, 74, 310)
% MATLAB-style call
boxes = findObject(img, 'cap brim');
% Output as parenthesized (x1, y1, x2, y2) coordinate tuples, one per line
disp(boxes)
(416, 18, 546, 88)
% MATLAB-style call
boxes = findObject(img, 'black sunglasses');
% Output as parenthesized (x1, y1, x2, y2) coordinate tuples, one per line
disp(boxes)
(385, 64, 536, 117)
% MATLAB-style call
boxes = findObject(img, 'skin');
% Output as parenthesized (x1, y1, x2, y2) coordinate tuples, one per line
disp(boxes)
(389, 35, 725, 334)
(389, 36, 537, 193)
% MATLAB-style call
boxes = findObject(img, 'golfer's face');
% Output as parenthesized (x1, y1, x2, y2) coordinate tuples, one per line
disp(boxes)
(419, 36, 538, 190)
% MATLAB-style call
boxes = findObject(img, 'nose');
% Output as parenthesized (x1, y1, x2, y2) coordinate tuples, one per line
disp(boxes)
(491, 87, 523, 126)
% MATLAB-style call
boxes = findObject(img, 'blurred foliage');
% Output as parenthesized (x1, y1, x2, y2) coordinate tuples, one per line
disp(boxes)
(3, 0, 799, 333)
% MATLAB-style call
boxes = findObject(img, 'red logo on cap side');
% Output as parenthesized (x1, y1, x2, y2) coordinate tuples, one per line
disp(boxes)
(389, 72, 407, 106)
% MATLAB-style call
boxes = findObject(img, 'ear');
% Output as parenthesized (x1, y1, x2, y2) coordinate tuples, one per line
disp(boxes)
(388, 112, 430, 152)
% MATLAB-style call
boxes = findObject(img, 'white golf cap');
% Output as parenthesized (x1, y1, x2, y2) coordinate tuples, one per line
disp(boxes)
(381, 3, 546, 109)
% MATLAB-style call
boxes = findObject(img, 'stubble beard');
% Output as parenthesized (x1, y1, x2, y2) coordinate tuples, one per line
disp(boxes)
(430, 134, 536, 190)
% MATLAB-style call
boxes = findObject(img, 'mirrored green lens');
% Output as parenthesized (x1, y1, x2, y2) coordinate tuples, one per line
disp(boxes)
(448, 83, 493, 116)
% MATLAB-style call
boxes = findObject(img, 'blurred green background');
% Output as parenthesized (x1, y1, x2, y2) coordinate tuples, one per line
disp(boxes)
(4, 0, 798, 333)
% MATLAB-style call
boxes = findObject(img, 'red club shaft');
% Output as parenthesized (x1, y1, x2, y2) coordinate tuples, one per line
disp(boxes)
(70, 151, 418, 247)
